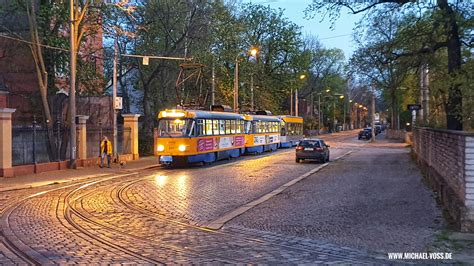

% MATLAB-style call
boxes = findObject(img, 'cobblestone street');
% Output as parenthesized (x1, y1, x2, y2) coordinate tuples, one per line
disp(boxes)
(0, 131, 454, 263)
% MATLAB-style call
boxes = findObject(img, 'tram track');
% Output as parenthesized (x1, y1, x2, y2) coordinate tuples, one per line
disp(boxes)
(112, 169, 361, 263)
(62, 176, 165, 264)
(0, 137, 365, 264)
(0, 172, 144, 264)
(61, 171, 248, 263)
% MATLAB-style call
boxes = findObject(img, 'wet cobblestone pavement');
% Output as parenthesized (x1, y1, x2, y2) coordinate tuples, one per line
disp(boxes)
(0, 131, 449, 264)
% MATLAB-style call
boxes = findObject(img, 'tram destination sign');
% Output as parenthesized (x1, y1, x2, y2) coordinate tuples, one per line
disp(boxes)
(407, 104, 421, 111)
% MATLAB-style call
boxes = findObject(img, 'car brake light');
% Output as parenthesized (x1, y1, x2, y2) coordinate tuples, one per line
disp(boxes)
(296, 146, 304, 151)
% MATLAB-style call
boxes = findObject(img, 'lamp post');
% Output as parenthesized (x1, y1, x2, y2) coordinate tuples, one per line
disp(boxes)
(234, 47, 258, 113)
(69, 0, 77, 169)
(331, 93, 344, 132)
(317, 92, 322, 134)
(250, 48, 257, 111)
(295, 74, 306, 117)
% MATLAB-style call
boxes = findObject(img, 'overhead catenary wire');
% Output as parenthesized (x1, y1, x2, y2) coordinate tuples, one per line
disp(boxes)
(0, 34, 191, 61)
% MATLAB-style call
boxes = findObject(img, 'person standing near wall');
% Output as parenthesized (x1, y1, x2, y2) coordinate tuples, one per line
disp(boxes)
(100, 136, 112, 168)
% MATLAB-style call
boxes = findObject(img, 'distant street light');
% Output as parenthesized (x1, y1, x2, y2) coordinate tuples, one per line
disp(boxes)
(295, 74, 306, 116)
(250, 47, 259, 111)
(234, 47, 258, 113)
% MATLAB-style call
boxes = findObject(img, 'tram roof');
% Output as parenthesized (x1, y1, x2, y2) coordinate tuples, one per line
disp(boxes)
(158, 109, 245, 120)
(278, 116, 303, 123)
(248, 114, 282, 122)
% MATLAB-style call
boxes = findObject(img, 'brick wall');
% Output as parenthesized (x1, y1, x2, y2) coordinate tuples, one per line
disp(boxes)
(413, 127, 474, 232)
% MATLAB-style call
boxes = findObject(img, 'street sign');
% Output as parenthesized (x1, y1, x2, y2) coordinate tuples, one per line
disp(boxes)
(407, 104, 421, 111)
(114, 97, 123, 110)
(142, 56, 149, 65)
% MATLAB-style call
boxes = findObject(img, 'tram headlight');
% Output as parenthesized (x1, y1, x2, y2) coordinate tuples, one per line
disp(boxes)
(178, 144, 186, 152)
(157, 144, 165, 152)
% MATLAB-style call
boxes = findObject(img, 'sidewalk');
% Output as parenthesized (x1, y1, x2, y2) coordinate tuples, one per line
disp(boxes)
(0, 156, 160, 192)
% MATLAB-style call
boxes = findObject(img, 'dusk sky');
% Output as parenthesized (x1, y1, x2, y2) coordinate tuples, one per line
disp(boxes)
(248, 0, 364, 60)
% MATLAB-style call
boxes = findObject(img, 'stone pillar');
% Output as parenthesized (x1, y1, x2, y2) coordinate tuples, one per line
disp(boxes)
(0, 108, 16, 177)
(122, 114, 140, 160)
(76, 115, 89, 160)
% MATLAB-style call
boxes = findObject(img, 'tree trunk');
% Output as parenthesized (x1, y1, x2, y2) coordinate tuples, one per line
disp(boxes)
(439, 0, 463, 130)
(391, 88, 397, 130)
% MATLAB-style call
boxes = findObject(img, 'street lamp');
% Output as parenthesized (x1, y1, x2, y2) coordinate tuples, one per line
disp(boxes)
(295, 74, 306, 116)
(331, 93, 344, 132)
(234, 47, 258, 113)
(250, 48, 258, 111)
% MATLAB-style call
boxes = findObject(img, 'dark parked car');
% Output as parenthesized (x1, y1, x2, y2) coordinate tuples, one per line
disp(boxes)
(374, 125, 382, 135)
(358, 128, 373, 140)
(295, 138, 330, 163)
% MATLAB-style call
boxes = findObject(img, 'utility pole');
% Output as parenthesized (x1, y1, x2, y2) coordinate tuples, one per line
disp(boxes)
(332, 100, 335, 133)
(318, 93, 321, 134)
(370, 92, 376, 142)
(290, 88, 293, 116)
(250, 74, 254, 111)
(295, 89, 299, 117)
(112, 35, 118, 163)
(233, 57, 239, 113)
(343, 98, 346, 131)
(211, 63, 215, 106)
(69, 0, 77, 169)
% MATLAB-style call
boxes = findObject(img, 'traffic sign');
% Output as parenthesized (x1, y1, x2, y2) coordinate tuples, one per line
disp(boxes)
(407, 104, 421, 111)
(114, 97, 123, 110)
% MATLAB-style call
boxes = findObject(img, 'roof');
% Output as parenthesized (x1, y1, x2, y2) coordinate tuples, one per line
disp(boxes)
(248, 114, 282, 122)
(158, 109, 245, 120)
(278, 116, 303, 123)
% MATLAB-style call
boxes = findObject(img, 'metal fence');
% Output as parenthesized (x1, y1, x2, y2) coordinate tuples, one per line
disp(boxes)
(12, 124, 131, 166)
(12, 126, 53, 166)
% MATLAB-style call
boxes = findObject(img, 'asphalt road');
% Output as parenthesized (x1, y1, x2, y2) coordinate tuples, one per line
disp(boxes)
(230, 132, 445, 254)
(0, 130, 445, 264)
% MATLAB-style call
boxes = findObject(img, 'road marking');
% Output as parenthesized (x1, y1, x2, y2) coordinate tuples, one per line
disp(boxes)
(204, 150, 353, 230)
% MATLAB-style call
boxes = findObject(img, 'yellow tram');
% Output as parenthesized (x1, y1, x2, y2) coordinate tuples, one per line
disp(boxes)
(278, 116, 304, 148)
(154, 109, 246, 165)
(243, 114, 282, 153)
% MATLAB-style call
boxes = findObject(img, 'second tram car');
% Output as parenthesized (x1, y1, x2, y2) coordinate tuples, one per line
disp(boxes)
(244, 114, 282, 154)
(279, 116, 304, 148)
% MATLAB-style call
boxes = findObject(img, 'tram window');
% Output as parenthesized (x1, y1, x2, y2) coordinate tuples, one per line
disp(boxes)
(196, 119, 204, 136)
(204, 119, 212, 135)
(211, 120, 217, 135)
(231, 120, 235, 134)
(186, 120, 195, 136)
(219, 120, 225, 135)
(157, 118, 190, 137)
(225, 120, 232, 134)
(245, 121, 252, 134)
(231, 120, 237, 134)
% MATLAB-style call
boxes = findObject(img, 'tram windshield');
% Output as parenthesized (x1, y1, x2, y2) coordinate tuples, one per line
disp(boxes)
(157, 118, 194, 137)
